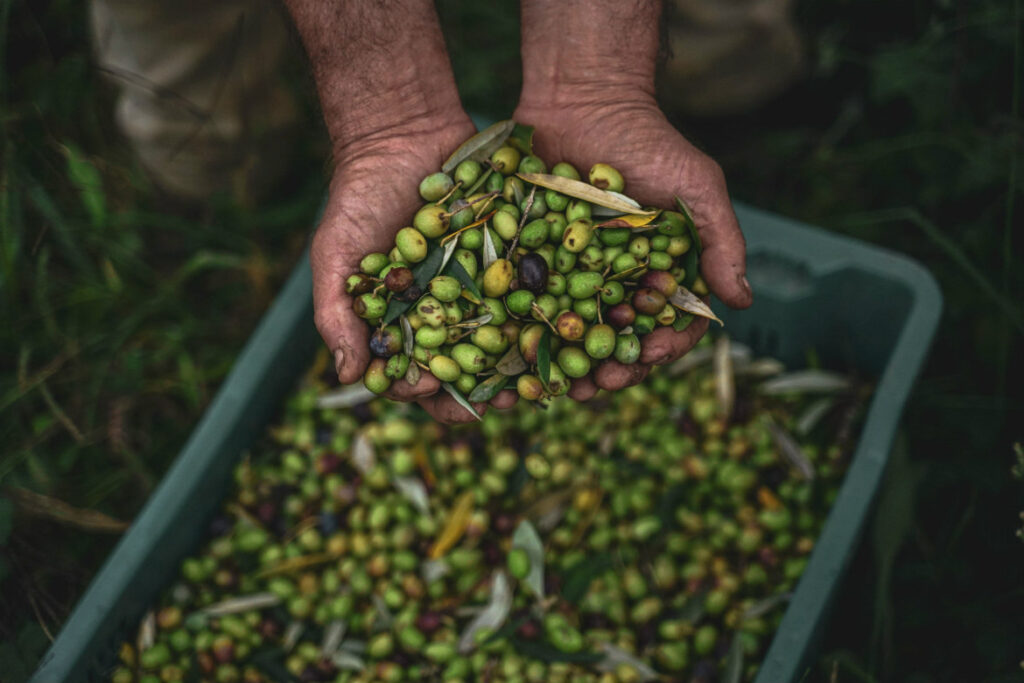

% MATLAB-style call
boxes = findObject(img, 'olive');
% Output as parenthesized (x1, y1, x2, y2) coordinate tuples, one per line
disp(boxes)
(554, 311, 585, 341)
(384, 266, 414, 292)
(638, 270, 678, 297)
(632, 288, 667, 315)
(345, 273, 375, 296)
(359, 252, 389, 276)
(518, 253, 549, 294)
(412, 205, 448, 239)
(584, 324, 616, 360)
(588, 163, 625, 192)
(418, 172, 454, 201)
(605, 303, 636, 329)
(369, 326, 403, 357)
(551, 161, 580, 180)
(483, 259, 514, 298)
(518, 324, 546, 364)
(363, 358, 391, 394)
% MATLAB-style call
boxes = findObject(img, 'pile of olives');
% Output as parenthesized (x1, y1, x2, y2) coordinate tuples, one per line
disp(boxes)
(347, 122, 710, 406)
(110, 340, 865, 683)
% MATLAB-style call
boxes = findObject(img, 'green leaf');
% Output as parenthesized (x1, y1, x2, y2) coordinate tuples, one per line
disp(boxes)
(561, 553, 614, 605)
(509, 123, 535, 156)
(63, 143, 106, 228)
(674, 195, 702, 288)
(441, 382, 482, 421)
(509, 637, 602, 664)
(468, 374, 508, 403)
(446, 258, 483, 301)
(383, 243, 445, 324)
(538, 328, 551, 386)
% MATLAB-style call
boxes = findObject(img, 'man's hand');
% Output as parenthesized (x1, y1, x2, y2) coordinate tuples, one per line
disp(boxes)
(515, 0, 752, 400)
(285, 0, 513, 422)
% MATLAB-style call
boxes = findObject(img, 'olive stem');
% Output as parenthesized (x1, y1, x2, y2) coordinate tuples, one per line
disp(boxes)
(529, 303, 559, 335)
(434, 180, 463, 206)
(506, 185, 537, 257)
(441, 191, 500, 218)
(464, 166, 495, 196)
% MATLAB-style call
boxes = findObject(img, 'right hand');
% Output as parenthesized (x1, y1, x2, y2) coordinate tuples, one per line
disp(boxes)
(312, 117, 518, 422)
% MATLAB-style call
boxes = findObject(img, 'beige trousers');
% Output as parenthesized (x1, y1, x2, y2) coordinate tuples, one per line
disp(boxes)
(90, 0, 299, 202)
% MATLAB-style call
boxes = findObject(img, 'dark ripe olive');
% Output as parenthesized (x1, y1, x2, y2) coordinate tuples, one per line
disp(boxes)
(633, 287, 667, 315)
(345, 273, 375, 296)
(606, 303, 636, 329)
(416, 612, 443, 634)
(518, 252, 549, 294)
(369, 326, 403, 357)
(393, 284, 423, 302)
(384, 266, 414, 293)
(638, 270, 678, 298)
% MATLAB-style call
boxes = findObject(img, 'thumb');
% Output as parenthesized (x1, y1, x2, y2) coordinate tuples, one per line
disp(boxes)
(311, 234, 371, 385)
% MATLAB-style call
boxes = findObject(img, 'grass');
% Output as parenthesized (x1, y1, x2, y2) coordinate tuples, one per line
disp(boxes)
(1, 0, 1022, 681)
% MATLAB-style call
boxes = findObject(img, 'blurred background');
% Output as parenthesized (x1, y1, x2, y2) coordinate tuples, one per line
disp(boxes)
(1, 0, 1021, 680)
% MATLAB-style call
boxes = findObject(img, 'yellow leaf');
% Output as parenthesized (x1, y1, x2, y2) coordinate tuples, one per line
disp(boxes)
(594, 212, 660, 229)
(757, 487, 783, 511)
(517, 173, 657, 216)
(429, 491, 475, 559)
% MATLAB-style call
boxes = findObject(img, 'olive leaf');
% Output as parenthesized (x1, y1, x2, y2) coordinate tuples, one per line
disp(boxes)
(517, 173, 657, 216)
(283, 621, 305, 652)
(765, 417, 815, 480)
(595, 644, 660, 681)
(668, 287, 723, 325)
(442, 119, 516, 174)
(735, 357, 785, 378)
(393, 476, 431, 516)
(682, 245, 700, 289)
(796, 398, 836, 435)
(496, 346, 527, 376)
(441, 382, 482, 421)
(508, 122, 535, 155)
(723, 637, 745, 683)
(741, 591, 792, 620)
(421, 558, 450, 583)
(315, 384, 375, 409)
(453, 312, 494, 329)
(446, 258, 483, 301)
(137, 610, 155, 650)
(713, 335, 735, 419)
(382, 243, 445, 324)
(482, 224, 498, 269)
(351, 432, 376, 474)
(679, 585, 709, 623)
(606, 263, 648, 282)
(468, 373, 508, 402)
(429, 490, 476, 559)
(404, 360, 421, 386)
(400, 316, 414, 357)
(457, 571, 513, 654)
(330, 650, 366, 672)
(561, 553, 614, 605)
(320, 619, 347, 659)
(594, 213, 660, 229)
(203, 593, 281, 617)
(511, 520, 545, 600)
(538, 328, 552, 387)
(509, 638, 602, 665)
(758, 370, 852, 395)
(438, 236, 459, 273)
(250, 648, 296, 682)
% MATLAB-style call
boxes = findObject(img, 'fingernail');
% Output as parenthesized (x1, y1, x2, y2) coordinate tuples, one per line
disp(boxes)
(334, 348, 345, 377)
(738, 274, 752, 297)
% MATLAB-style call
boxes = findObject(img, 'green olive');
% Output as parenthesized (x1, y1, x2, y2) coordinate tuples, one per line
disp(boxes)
(588, 163, 625, 192)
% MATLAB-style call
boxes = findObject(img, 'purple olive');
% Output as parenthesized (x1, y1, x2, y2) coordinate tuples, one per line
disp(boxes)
(518, 252, 549, 294)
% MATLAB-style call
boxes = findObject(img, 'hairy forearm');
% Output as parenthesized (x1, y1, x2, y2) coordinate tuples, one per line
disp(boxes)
(283, 0, 464, 153)
(519, 0, 661, 102)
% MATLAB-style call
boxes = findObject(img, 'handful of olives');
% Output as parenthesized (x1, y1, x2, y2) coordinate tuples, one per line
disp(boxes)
(348, 121, 716, 409)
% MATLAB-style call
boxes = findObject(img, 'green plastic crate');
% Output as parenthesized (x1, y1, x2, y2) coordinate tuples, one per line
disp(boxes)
(30, 202, 941, 683)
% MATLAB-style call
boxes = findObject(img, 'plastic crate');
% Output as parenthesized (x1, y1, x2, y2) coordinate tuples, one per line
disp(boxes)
(30, 202, 941, 683)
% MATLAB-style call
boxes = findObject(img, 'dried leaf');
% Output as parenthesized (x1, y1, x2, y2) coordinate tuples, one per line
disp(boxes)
(723, 637, 745, 683)
(203, 593, 281, 617)
(758, 370, 852, 395)
(5, 486, 130, 533)
(496, 346, 528, 376)
(447, 259, 483, 301)
(404, 361, 421, 386)
(400, 316, 414, 357)
(429, 491, 475, 559)
(594, 213, 660, 229)
(538, 328, 551, 387)
(508, 122, 535, 155)
(137, 610, 155, 650)
(442, 120, 515, 174)
(320, 620, 347, 658)
(316, 384, 374, 409)
(517, 173, 656, 216)
(606, 263, 648, 282)
(393, 476, 431, 516)
(511, 521, 545, 600)
(331, 650, 366, 672)
(468, 374, 508, 402)
(351, 432, 375, 474)
(713, 336, 735, 419)
(441, 382, 482, 421)
(766, 417, 815, 480)
(458, 571, 513, 654)
(254, 552, 335, 578)
(668, 287, 723, 325)
(595, 643, 660, 681)
(482, 224, 498, 269)
(742, 592, 792, 620)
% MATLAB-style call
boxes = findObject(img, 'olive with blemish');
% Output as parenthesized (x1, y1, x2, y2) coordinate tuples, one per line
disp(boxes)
(384, 266, 414, 293)
(518, 253, 549, 294)
(345, 273, 375, 296)
(555, 311, 585, 341)
(633, 288, 667, 315)
(369, 326, 403, 357)
(518, 323, 546, 364)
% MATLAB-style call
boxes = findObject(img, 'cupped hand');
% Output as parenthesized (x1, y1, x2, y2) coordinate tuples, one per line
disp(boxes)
(312, 117, 511, 423)
(514, 91, 752, 396)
